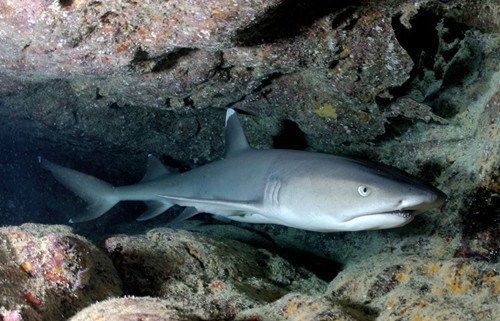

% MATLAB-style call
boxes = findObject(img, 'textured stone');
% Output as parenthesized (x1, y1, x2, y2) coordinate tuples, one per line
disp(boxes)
(102, 228, 326, 319)
(235, 293, 362, 321)
(70, 296, 207, 321)
(0, 224, 122, 321)
(327, 254, 499, 321)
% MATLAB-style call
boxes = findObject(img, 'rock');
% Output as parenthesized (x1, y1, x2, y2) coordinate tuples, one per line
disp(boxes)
(3, 0, 496, 166)
(0, 224, 122, 321)
(102, 228, 326, 319)
(327, 254, 499, 321)
(70, 296, 208, 321)
(235, 293, 362, 321)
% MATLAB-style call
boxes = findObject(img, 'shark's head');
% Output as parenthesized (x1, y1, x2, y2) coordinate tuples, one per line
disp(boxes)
(279, 155, 447, 232)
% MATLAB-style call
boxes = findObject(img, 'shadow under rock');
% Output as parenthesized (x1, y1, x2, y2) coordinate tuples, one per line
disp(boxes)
(234, 0, 359, 46)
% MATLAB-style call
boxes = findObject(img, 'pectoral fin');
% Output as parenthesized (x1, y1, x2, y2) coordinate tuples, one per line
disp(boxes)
(155, 194, 261, 213)
(136, 200, 173, 221)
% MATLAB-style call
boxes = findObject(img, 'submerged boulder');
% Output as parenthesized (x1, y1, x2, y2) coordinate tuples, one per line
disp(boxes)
(0, 224, 122, 321)
(70, 296, 207, 321)
(102, 228, 326, 319)
(327, 254, 499, 321)
(235, 293, 362, 321)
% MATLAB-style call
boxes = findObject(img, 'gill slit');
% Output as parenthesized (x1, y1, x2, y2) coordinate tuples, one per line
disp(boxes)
(264, 175, 282, 210)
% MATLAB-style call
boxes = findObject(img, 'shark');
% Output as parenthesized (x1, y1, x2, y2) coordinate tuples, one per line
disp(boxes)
(40, 108, 446, 232)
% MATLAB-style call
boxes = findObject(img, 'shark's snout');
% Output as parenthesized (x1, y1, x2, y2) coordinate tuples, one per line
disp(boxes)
(400, 187, 447, 213)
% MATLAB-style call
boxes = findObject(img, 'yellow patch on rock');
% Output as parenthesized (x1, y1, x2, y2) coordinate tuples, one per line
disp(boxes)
(411, 315, 425, 321)
(446, 264, 476, 295)
(396, 271, 410, 282)
(284, 299, 299, 316)
(314, 103, 338, 119)
(425, 263, 440, 275)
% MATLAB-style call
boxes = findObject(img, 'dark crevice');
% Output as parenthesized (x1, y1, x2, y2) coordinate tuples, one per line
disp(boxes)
(252, 72, 283, 93)
(373, 116, 414, 143)
(151, 48, 194, 73)
(338, 300, 380, 321)
(182, 97, 194, 108)
(59, 0, 73, 8)
(130, 47, 149, 64)
(232, 108, 256, 117)
(108, 102, 120, 110)
(164, 98, 171, 108)
(387, 11, 441, 101)
(130, 47, 194, 73)
(273, 120, 308, 150)
(276, 248, 342, 282)
(329, 60, 340, 69)
(331, 7, 358, 30)
(440, 40, 482, 89)
(392, 11, 441, 66)
(234, 0, 358, 46)
(374, 9, 474, 143)
(95, 88, 104, 100)
(384, 10, 471, 115)
(416, 160, 445, 186)
(455, 185, 499, 262)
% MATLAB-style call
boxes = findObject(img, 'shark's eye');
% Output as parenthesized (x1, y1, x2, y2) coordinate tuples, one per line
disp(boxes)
(358, 185, 371, 197)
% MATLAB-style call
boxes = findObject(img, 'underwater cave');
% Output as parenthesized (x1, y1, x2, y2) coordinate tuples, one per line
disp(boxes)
(0, 0, 498, 320)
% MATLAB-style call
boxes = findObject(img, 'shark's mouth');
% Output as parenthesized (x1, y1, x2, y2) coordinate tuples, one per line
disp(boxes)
(386, 210, 416, 219)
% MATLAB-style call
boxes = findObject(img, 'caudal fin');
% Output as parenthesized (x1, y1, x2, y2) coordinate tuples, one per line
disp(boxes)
(39, 157, 119, 223)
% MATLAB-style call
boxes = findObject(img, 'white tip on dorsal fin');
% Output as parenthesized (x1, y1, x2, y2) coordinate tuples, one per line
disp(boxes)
(225, 108, 250, 157)
(140, 154, 172, 183)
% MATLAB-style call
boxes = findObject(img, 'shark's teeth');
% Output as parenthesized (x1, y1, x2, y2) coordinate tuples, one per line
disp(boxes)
(392, 211, 414, 219)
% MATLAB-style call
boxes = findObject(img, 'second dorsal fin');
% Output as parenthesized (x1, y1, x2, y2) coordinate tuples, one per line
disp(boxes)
(225, 108, 250, 157)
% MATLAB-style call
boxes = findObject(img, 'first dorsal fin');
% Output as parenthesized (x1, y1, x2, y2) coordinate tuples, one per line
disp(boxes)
(140, 154, 172, 183)
(225, 108, 250, 157)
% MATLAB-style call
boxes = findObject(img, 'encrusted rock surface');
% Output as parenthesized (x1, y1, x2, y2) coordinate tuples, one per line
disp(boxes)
(70, 296, 208, 321)
(235, 293, 360, 321)
(102, 228, 326, 319)
(0, 224, 122, 321)
(3, 0, 497, 165)
(328, 254, 499, 321)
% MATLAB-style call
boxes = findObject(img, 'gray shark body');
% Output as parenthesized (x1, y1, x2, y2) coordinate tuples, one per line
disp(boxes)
(42, 109, 446, 232)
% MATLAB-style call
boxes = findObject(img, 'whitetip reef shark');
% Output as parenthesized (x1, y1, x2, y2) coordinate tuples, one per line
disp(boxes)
(41, 108, 446, 232)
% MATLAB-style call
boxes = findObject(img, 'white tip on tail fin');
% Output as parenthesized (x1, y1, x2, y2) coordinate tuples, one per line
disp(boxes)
(40, 158, 119, 223)
(224, 108, 250, 157)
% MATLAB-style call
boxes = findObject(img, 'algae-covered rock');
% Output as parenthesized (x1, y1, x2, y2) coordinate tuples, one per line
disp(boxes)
(70, 296, 208, 321)
(235, 293, 362, 321)
(327, 254, 499, 321)
(102, 228, 326, 319)
(0, 224, 122, 321)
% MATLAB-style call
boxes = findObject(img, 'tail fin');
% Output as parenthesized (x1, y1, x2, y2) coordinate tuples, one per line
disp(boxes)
(39, 157, 119, 223)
